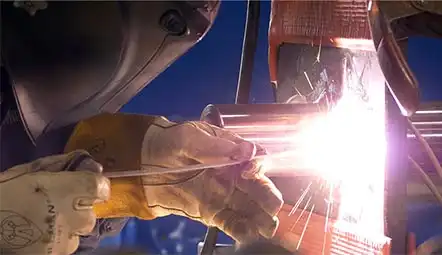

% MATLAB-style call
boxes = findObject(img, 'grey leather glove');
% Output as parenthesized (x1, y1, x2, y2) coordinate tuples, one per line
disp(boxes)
(0, 151, 110, 255)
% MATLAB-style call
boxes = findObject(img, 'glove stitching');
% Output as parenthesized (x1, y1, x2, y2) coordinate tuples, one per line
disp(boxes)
(0, 171, 28, 182)
(31, 160, 62, 172)
(145, 120, 240, 229)
(151, 121, 182, 129)
(146, 204, 202, 221)
(62, 152, 91, 171)
(205, 124, 218, 137)
(183, 121, 200, 130)
(197, 122, 218, 137)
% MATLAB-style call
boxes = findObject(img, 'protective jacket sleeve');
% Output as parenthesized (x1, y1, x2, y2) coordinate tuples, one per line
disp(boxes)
(64, 113, 157, 220)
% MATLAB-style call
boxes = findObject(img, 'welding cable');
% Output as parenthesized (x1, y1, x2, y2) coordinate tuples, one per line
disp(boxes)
(408, 156, 442, 206)
(407, 118, 442, 180)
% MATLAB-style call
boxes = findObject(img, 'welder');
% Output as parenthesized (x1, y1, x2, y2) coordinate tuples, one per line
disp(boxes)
(0, 2, 284, 254)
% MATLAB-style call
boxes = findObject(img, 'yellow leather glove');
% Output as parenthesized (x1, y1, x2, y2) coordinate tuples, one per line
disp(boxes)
(65, 113, 284, 243)
(0, 151, 109, 255)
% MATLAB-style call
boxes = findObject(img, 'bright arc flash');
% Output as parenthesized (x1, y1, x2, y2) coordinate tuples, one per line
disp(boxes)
(292, 51, 387, 236)
(297, 98, 385, 185)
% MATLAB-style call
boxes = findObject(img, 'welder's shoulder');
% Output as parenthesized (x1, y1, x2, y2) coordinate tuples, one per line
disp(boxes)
(75, 218, 129, 254)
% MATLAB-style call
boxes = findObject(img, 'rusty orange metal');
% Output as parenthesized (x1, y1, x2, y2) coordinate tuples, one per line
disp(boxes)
(268, 0, 373, 83)
(275, 204, 391, 255)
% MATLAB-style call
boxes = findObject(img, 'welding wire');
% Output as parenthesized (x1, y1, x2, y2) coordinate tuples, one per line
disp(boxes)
(294, 87, 306, 99)
(304, 71, 315, 91)
(322, 185, 334, 255)
(289, 182, 313, 216)
(290, 195, 313, 232)
(296, 203, 316, 250)
(103, 157, 264, 178)
(103, 150, 298, 178)
(323, 183, 334, 232)
(409, 156, 442, 206)
(408, 118, 442, 179)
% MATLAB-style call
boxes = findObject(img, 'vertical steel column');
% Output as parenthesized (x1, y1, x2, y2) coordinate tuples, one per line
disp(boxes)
(384, 88, 408, 253)
(234, 0, 261, 104)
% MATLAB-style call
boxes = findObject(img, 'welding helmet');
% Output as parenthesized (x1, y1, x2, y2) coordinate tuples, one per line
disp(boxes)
(1, 1, 219, 142)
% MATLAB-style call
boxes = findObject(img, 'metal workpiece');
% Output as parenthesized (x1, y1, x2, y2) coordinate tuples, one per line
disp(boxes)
(385, 89, 408, 254)
(412, 1, 442, 16)
(416, 235, 442, 255)
(201, 103, 322, 150)
(410, 102, 442, 136)
(408, 102, 442, 178)
(202, 103, 322, 118)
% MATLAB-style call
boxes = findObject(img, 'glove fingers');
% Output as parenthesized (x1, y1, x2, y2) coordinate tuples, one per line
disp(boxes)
(196, 122, 268, 157)
(66, 235, 80, 255)
(33, 150, 98, 172)
(195, 122, 270, 176)
(239, 160, 267, 180)
(182, 123, 256, 163)
(212, 208, 261, 244)
(51, 222, 80, 255)
(67, 210, 97, 236)
(0, 151, 91, 182)
(67, 151, 104, 173)
(37, 172, 109, 237)
(236, 175, 283, 217)
(46, 171, 111, 203)
(196, 122, 246, 144)
(0, 166, 29, 182)
(229, 189, 279, 238)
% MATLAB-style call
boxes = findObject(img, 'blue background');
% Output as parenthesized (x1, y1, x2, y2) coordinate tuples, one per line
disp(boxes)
(100, 1, 442, 254)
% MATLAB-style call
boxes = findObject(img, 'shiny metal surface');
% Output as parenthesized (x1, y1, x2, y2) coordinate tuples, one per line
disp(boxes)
(409, 102, 442, 178)
(416, 235, 442, 255)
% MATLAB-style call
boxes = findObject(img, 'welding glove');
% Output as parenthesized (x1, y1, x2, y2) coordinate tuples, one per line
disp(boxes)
(65, 113, 284, 243)
(0, 151, 110, 255)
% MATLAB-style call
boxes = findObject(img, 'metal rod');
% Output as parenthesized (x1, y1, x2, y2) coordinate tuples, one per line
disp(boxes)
(103, 150, 298, 178)
(409, 156, 442, 206)
(216, 103, 320, 116)
(235, 0, 260, 104)
(200, 227, 219, 255)
(103, 157, 262, 178)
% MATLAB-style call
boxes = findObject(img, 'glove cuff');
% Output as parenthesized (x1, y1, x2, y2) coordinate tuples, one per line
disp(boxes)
(93, 176, 155, 219)
(65, 113, 160, 219)
(65, 112, 157, 171)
